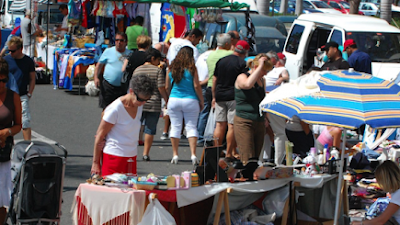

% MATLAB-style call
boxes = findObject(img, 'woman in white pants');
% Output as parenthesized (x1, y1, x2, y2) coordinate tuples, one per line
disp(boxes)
(166, 46, 204, 165)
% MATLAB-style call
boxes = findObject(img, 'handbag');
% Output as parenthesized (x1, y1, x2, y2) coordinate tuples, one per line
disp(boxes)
(0, 136, 14, 162)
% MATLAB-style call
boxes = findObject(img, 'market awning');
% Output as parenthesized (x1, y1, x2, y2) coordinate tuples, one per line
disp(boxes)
(9, 0, 26, 11)
(123, 0, 249, 11)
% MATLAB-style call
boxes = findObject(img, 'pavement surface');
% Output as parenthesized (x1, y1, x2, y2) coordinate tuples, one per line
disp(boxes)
(9, 83, 203, 224)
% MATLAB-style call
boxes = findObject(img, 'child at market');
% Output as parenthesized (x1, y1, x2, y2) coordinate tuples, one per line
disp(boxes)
(351, 160, 400, 225)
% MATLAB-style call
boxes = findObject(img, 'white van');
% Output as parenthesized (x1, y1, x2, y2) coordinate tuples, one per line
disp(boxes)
(283, 13, 400, 81)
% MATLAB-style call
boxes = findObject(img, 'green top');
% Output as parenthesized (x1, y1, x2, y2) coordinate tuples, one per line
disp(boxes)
(235, 81, 265, 121)
(126, 25, 148, 50)
(206, 49, 233, 87)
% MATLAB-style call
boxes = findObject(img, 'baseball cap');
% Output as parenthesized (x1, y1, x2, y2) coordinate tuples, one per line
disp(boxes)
(321, 41, 339, 51)
(343, 39, 356, 52)
(234, 40, 250, 54)
(277, 52, 286, 60)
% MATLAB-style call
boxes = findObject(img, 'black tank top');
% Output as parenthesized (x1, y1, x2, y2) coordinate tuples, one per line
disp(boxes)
(0, 89, 15, 130)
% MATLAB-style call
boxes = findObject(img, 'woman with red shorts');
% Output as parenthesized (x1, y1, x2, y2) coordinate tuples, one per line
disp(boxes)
(91, 74, 154, 176)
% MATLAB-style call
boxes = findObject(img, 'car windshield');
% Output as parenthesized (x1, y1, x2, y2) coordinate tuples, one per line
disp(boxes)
(330, 2, 341, 9)
(254, 37, 285, 55)
(341, 1, 350, 8)
(312, 1, 331, 8)
(346, 32, 400, 62)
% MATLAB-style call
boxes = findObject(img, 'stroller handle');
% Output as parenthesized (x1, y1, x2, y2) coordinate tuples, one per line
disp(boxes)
(55, 142, 68, 159)
(21, 141, 68, 159)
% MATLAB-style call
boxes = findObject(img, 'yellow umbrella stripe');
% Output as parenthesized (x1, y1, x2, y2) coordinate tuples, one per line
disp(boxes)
(318, 79, 393, 89)
(319, 92, 400, 101)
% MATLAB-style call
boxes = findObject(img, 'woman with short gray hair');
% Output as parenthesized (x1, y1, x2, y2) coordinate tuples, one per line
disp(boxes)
(91, 74, 154, 177)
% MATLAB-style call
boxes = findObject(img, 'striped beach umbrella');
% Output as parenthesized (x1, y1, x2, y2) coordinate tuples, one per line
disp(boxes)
(261, 69, 400, 225)
(260, 70, 400, 129)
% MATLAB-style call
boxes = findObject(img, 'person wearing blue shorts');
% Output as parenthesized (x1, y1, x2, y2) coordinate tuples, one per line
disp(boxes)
(132, 48, 168, 161)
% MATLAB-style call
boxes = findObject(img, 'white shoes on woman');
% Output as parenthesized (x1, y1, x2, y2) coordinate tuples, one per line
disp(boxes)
(170, 155, 198, 165)
(171, 155, 179, 164)
(191, 155, 199, 165)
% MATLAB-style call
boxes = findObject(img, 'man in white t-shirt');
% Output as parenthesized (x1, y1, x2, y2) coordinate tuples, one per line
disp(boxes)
(166, 28, 203, 64)
(20, 9, 42, 57)
(264, 52, 289, 90)
(55, 4, 69, 37)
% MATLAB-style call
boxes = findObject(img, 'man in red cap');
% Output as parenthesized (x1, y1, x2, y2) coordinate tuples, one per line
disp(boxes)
(320, 41, 349, 71)
(343, 39, 372, 74)
(211, 40, 250, 159)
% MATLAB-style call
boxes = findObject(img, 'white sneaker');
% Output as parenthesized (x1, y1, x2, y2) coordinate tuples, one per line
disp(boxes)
(171, 155, 179, 164)
(191, 155, 199, 165)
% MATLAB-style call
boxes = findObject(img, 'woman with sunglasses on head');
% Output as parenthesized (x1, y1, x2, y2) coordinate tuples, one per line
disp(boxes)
(166, 46, 204, 165)
(234, 54, 272, 167)
(0, 58, 22, 224)
(91, 74, 154, 177)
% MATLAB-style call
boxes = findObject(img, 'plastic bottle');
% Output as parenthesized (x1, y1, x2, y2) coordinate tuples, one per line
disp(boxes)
(323, 144, 328, 163)
(310, 147, 317, 158)
(331, 147, 340, 160)
(127, 158, 134, 176)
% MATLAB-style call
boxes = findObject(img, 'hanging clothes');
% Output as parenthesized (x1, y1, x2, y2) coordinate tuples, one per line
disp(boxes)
(82, 0, 94, 28)
(68, 0, 82, 26)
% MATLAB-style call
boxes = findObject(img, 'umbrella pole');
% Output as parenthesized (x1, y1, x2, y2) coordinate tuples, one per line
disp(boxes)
(333, 129, 347, 225)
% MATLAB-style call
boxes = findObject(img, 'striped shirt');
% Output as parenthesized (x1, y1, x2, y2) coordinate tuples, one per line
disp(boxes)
(132, 64, 165, 112)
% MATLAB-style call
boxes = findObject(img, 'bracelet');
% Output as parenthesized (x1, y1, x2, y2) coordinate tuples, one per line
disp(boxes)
(8, 128, 11, 136)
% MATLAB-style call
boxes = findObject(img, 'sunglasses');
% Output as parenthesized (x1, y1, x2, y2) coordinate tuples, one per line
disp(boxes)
(134, 91, 150, 102)
(8, 49, 18, 53)
(115, 39, 126, 42)
(0, 78, 8, 83)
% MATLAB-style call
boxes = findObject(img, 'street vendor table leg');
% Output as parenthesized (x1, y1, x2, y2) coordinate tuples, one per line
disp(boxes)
(213, 190, 226, 225)
(335, 178, 347, 223)
(281, 194, 290, 225)
(224, 189, 231, 225)
(343, 181, 349, 216)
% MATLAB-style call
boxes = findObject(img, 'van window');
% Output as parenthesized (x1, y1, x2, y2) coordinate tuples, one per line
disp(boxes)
(285, 24, 305, 54)
(346, 32, 400, 62)
(330, 29, 343, 45)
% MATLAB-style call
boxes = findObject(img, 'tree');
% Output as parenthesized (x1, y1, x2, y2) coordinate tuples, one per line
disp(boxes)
(348, 0, 361, 14)
(279, 0, 288, 14)
(257, 0, 270, 16)
(295, 0, 303, 15)
(381, 0, 392, 23)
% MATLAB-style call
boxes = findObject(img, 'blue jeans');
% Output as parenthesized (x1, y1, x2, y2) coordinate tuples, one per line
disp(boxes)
(197, 86, 211, 143)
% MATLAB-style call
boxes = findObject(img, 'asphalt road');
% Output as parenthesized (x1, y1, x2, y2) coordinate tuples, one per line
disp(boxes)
(11, 83, 202, 224)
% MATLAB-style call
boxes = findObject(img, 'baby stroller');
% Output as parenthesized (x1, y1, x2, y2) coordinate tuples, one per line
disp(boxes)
(6, 141, 67, 225)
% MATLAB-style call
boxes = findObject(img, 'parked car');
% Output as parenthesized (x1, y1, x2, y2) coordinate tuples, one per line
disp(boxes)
(303, 0, 343, 14)
(272, 0, 296, 13)
(275, 15, 298, 32)
(283, 13, 400, 82)
(199, 12, 287, 56)
(359, 2, 380, 16)
(322, 0, 365, 14)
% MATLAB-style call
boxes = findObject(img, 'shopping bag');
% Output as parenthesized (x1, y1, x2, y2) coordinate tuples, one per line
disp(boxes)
(138, 194, 176, 225)
(85, 80, 99, 96)
(204, 109, 215, 139)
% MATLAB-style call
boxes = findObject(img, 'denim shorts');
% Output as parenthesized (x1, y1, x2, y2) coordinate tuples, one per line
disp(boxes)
(20, 95, 31, 129)
(140, 111, 161, 135)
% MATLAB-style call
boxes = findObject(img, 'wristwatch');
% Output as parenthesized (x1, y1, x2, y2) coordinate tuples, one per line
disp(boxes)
(27, 93, 32, 98)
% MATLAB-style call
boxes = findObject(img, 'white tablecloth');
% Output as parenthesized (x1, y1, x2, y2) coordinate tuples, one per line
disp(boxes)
(36, 43, 57, 70)
(72, 183, 146, 225)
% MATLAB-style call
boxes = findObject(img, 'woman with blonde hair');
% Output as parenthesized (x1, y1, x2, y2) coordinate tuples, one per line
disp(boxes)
(351, 160, 400, 225)
(234, 53, 272, 165)
(166, 46, 204, 165)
